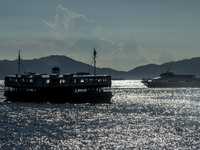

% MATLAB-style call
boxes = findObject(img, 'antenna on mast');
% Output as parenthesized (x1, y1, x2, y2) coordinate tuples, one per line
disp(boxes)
(166, 64, 172, 73)
(93, 48, 97, 76)
(18, 49, 21, 75)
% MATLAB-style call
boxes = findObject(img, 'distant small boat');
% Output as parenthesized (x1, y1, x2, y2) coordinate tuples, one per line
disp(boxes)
(4, 49, 112, 103)
(141, 64, 200, 88)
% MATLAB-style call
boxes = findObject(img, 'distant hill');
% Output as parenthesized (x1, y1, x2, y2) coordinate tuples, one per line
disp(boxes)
(0, 55, 125, 79)
(1, 55, 200, 79)
(126, 57, 200, 79)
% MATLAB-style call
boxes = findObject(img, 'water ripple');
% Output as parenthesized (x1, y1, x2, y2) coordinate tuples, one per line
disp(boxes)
(0, 80, 200, 149)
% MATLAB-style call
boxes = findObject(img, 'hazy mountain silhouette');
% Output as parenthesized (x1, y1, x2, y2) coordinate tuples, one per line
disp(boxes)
(126, 57, 200, 79)
(1, 55, 200, 79)
(0, 55, 125, 79)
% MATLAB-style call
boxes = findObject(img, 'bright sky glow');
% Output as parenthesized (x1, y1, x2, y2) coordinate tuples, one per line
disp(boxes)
(1, 0, 200, 71)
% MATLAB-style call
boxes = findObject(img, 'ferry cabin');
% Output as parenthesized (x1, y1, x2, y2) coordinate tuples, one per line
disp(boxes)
(5, 73, 111, 92)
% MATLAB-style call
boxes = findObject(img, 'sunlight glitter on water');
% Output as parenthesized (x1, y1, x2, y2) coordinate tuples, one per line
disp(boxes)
(0, 80, 200, 149)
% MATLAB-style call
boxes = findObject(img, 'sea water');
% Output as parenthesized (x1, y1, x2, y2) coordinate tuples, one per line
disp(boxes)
(0, 80, 200, 149)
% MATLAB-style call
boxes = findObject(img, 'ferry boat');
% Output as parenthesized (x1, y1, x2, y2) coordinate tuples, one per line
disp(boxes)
(141, 65, 200, 88)
(4, 49, 112, 103)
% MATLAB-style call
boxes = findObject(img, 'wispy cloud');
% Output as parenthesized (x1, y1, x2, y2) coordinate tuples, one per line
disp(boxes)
(43, 5, 101, 38)
(42, 5, 147, 70)
(0, 39, 52, 50)
(158, 50, 174, 63)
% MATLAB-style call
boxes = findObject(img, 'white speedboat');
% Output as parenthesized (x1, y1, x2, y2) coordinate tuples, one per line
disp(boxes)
(142, 65, 200, 88)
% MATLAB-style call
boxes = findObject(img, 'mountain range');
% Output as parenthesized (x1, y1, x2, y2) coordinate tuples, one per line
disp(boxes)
(1, 55, 200, 79)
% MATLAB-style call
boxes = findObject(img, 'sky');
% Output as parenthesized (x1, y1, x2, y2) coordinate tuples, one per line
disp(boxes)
(1, 0, 200, 71)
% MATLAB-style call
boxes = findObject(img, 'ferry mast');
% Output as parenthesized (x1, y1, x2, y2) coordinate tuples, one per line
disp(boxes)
(93, 48, 97, 76)
(18, 49, 21, 75)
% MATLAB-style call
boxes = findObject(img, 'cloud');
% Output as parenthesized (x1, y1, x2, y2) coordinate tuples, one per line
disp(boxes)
(0, 39, 55, 60)
(0, 39, 52, 50)
(41, 5, 144, 70)
(133, 56, 149, 65)
(91, 37, 143, 70)
(123, 37, 139, 55)
(158, 50, 174, 63)
(43, 5, 101, 38)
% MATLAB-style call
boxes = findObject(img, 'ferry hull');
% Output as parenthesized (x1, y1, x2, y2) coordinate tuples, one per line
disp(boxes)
(4, 50, 112, 103)
(4, 90, 112, 103)
(142, 80, 200, 88)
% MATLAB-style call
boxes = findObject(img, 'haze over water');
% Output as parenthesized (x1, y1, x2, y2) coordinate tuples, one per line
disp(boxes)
(0, 80, 200, 149)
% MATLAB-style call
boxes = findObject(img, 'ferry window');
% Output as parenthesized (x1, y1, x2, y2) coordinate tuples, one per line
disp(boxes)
(46, 79, 50, 84)
(98, 79, 102, 82)
(9, 78, 13, 82)
(80, 79, 84, 83)
(30, 79, 33, 83)
(74, 79, 76, 83)
(63, 79, 66, 84)
(60, 79, 66, 84)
